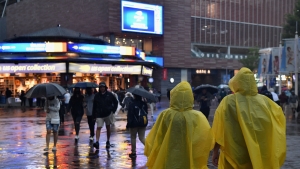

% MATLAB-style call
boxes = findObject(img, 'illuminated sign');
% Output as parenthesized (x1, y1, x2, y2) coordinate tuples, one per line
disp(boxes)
(121, 1, 163, 35)
(0, 42, 67, 52)
(142, 66, 153, 76)
(0, 63, 66, 73)
(67, 43, 135, 55)
(136, 49, 146, 60)
(69, 63, 141, 74)
(145, 56, 164, 67)
(196, 69, 210, 74)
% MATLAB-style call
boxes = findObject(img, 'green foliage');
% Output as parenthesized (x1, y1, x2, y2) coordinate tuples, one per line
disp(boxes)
(238, 47, 260, 72)
(283, 0, 300, 38)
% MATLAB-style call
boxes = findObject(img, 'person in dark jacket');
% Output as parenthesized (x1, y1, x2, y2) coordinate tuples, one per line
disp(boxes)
(20, 90, 26, 107)
(126, 94, 148, 158)
(260, 85, 273, 100)
(279, 91, 288, 110)
(67, 87, 84, 140)
(92, 82, 118, 150)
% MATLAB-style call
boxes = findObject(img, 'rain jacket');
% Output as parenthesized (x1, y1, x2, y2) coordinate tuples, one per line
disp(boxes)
(145, 81, 214, 169)
(212, 67, 286, 169)
(45, 97, 60, 121)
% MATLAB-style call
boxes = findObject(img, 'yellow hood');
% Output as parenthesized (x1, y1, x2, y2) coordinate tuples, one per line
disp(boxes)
(212, 67, 286, 169)
(229, 67, 258, 96)
(145, 81, 214, 169)
(170, 81, 194, 112)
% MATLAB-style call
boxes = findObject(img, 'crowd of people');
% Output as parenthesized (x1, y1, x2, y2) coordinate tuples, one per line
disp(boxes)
(40, 67, 288, 168)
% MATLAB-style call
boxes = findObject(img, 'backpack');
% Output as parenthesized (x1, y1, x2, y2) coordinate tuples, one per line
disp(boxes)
(134, 105, 148, 127)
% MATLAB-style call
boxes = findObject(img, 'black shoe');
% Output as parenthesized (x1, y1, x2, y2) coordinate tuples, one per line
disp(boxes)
(129, 153, 136, 158)
(93, 142, 99, 150)
(106, 141, 111, 149)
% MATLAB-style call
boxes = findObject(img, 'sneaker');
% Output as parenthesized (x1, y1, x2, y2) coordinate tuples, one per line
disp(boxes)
(75, 135, 79, 140)
(89, 136, 94, 141)
(52, 147, 57, 151)
(43, 147, 49, 151)
(106, 141, 111, 148)
(93, 142, 99, 150)
(129, 153, 137, 158)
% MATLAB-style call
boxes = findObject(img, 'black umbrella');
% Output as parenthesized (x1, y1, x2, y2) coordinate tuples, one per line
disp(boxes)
(69, 82, 98, 88)
(194, 84, 218, 94)
(126, 86, 157, 102)
(25, 83, 67, 98)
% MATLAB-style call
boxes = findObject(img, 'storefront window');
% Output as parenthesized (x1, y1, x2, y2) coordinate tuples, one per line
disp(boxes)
(97, 36, 143, 49)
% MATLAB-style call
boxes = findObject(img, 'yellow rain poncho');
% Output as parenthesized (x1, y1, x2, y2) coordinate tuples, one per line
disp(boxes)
(145, 81, 214, 169)
(212, 67, 286, 169)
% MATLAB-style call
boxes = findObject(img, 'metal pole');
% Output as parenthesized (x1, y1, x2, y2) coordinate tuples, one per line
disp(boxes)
(279, 41, 282, 94)
(1, 0, 8, 18)
(226, 46, 230, 83)
(294, 21, 298, 95)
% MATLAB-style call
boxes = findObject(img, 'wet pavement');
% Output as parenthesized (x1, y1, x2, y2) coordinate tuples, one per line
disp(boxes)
(0, 98, 299, 168)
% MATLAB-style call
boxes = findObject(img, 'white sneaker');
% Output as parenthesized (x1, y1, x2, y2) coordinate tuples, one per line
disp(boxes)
(75, 135, 79, 140)
(89, 136, 94, 141)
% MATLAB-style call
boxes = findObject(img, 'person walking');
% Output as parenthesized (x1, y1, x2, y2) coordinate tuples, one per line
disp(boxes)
(197, 89, 212, 119)
(122, 92, 134, 114)
(67, 87, 84, 140)
(64, 90, 71, 111)
(289, 91, 298, 114)
(269, 88, 280, 106)
(20, 90, 26, 107)
(92, 82, 118, 150)
(126, 94, 148, 158)
(44, 96, 60, 152)
(57, 95, 65, 124)
(5, 88, 12, 107)
(212, 67, 286, 169)
(84, 87, 95, 141)
(279, 91, 288, 111)
(145, 81, 214, 169)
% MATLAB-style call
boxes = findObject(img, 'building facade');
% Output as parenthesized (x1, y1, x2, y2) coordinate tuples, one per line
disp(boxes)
(0, 0, 296, 94)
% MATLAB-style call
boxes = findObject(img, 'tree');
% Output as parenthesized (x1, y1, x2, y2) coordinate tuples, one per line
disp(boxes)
(283, 0, 300, 38)
(239, 47, 260, 72)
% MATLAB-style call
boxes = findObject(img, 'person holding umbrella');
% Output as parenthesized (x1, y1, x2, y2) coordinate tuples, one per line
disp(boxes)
(197, 89, 212, 119)
(44, 96, 60, 152)
(84, 87, 96, 141)
(67, 87, 84, 140)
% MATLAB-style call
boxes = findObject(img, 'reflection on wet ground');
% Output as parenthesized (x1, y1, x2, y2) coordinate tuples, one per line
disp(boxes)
(0, 100, 299, 168)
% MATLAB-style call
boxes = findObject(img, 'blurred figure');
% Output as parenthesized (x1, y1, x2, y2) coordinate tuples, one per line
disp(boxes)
(166, 89, 170, 100)
(218, 88, 227, 103)
(212, 68, 286, 168)
(126, 94, 148, 158)
(67, 87, 84, 140)
(289, 91, 298, 114)
(64, 90, 71, 111)
(197, 89, 212, 119)
(84, 87, 95, 141)
(20, 90, 26, 107)
(5, 88, 12, 107)
(260, 85, 273, 100)
(44, 96, 60, 152)
(145, 81, 213, 169)
(279, 92, 288, 111)
(57, 95, 65, 124)
(122, 92, 134, 114)
(269, 88, 280, 106)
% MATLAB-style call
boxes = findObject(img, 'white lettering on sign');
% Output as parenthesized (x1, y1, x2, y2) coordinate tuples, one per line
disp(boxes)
(73, 64, 141, 74)
(0, 63, 62, 73)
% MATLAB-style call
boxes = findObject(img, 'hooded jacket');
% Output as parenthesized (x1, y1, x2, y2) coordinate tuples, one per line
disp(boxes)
(145, 81, 214, 169)
(44, 97, 60, 121)
(212, 67, 286, 169)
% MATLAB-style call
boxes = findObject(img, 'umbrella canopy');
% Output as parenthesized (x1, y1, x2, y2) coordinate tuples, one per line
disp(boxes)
(25, 83, 66, 98)
(126, 86, 157, 102)
(194, 84, 218, 94)
(69, 82, 98, 88)
(218, 84, 229, 88)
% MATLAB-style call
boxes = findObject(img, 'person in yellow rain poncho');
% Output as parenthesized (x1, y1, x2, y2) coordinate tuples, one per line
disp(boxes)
(212, 67, 286, 169)
(145, 81, 214, 169)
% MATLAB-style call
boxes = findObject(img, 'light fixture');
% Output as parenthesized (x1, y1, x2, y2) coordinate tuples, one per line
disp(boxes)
(170, 78, 174, 83)
(148, 77, 154, 83)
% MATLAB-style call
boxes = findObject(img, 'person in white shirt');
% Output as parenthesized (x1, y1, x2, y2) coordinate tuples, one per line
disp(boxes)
(64, 90, 71, 110)
(269, 88, 280, 106)
(44, 96, 60, 152)
(84, 88, 95, 141)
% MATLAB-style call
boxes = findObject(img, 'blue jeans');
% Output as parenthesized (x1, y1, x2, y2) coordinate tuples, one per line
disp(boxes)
(46, 120, 60, 132)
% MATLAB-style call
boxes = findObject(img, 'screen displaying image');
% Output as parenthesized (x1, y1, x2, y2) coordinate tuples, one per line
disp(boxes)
(121, 1, 163, 35)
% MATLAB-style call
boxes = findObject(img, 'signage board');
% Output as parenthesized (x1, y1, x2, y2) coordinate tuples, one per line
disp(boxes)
(0, 42, 67, 53)
(0, 63, 66, 73)
(136, 49, 146, 60)
(67, 43, 135, 56)
(121, 1, 163, 35)
(142, 66, 153, 76)
(69, 63, 142, 74)
(145, 56, 164, 67)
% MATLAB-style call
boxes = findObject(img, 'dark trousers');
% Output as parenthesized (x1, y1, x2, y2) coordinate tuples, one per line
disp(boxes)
(59, 105, 65, 123)
(36, 98, 41, 107)
(21, 98, 26, 106)
(41, 99, 45, 107)
(87, 115, 95, 137)
(28, 98, 33, 107)
(200, 106, 210, 119)
(72, 113, 83, 136)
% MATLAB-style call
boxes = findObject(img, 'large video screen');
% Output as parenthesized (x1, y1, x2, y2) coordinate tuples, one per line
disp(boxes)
(121, 1, 163, 35)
